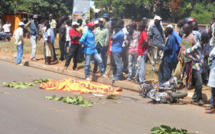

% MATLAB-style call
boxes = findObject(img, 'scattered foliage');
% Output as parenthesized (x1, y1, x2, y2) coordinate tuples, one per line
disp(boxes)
(106, 94, 118, 100)
(33, 78, 51, 84)
(45, 95, 93, 107)
(2, 81, 35, 89)
(151, 125, 188, 134)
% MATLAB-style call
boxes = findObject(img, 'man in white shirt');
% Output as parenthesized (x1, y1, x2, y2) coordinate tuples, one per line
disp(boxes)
(3, 21, 11, 33)
(13, 22, 25, 65)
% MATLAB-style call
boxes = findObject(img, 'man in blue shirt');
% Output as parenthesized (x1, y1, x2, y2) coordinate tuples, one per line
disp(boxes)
(80, 22, 105, 81)
(111, 21, 124, 80)
(158, 27, 177, 85)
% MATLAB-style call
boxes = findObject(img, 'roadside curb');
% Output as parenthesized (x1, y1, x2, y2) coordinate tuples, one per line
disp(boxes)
(0, 56, 211, 104)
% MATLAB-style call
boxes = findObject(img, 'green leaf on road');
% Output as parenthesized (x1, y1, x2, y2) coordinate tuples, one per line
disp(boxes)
(2, 81, 35, 89)
(45, 95, 93, 107)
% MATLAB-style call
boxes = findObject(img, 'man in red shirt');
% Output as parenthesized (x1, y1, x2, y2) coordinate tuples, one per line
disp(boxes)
(64, 22, 81, 70)
(135, 23, 148, 83)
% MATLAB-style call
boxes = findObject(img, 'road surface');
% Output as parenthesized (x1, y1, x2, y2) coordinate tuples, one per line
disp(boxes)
(0, 60, 214, 134)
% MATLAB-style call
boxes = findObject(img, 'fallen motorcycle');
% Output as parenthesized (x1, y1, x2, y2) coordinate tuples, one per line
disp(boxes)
(137, 77, 188, 103)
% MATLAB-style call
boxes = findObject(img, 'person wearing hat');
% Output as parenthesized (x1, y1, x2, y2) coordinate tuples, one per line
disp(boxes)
(64, 21, 81, 70)
(25, 14, 39, 61)
(80, 22, 105, 80)
(93, 18, 109, 74)
(158, 26, 177, 85)
(103, 13, 111, 33)
(148, 15, 165, 73)
(142, 17, 148, 25)
(13, 22, 25, 65)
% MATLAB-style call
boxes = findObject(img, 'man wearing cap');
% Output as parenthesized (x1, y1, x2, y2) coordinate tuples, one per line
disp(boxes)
(142, 17, 148, 25)
(25, 15, 39, 61)
(93, 18, 109, 73)
(148, 15, 165, 73)
(64, 22, 81, 70)
(80, 22, 105, 80)
(158, 26, 177, 85)
(13, 22, 25, 65)
(103, 13, 111, 33)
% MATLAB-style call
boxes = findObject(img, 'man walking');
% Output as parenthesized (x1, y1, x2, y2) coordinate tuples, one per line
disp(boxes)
(13, 22, 25, 65)
(25, 15, 39, 61)
(64, 22, 81, 70)
(80, 22, 105, 80)
(93, 18, 109, 73)
(158, 27, 177, 85)
(148, 16, 165, 73)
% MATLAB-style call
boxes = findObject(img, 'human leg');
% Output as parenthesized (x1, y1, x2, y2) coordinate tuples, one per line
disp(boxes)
(192, 70, 203, 105)
(16, 44, 23, 64)
(139, 55, 146, 83)
(30, 35, 37, 59)
(85, 54, 92, 78)
(94, 53, 105, 75)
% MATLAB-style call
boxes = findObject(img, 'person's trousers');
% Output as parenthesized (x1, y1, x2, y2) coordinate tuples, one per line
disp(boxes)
(159, 61, 172, 85)
(30, 35, 37, 59)
(104, 55, 112, 76)
(122, 46, 128, 73)
(151, 47, 158, 72)
(128, 54, 137, 78)
(85, 53, 105, 78)
(65, 44, 79, 69)
(111, 52, 122, 80)
(59, 40, 65, 61)
(46, 42, 53, 57)
(135, 55, 146, 83)
(93, 43, 107, 73)
(78, 44, 84, 61)
(16, 44, 23, 64)
(210, 87, 215, 108)
(52, 44, 57, 60)
(64, 41, 71, 58)
(192, 70, 203, 101)
(43, 42, 47, 62)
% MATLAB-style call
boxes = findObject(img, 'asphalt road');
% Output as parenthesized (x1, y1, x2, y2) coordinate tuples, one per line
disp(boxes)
(0, 60, 214, 134)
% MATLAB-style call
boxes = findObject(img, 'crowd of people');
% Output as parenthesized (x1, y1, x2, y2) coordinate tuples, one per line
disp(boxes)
(10, 12, 215, 113)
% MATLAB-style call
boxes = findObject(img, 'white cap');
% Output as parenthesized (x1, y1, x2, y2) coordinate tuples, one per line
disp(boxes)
(94, 20, 99, 24)
(167, 24, 173, 29)
(18, 22, 25, 26)
(33, 15, 38, 19)
(154, 16, 162, 20)
(72, 21, 79, 26)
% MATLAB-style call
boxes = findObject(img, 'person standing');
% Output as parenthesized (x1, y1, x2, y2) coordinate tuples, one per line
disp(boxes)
(13, 22, 25, 65)
(77, 19, 84, 62)
(64, 22, 81, 70)
(158, 27, 177, 85)
(44, 21, 55, 65)
(25, 15, 39, 61)
(126, 23, 140, 81)
(49, 14, 57, 61)
(183, 33, 209, 106)
(65, 20, 71, 58)
(93, 18, 109, 73)
(148, 16, 165, 73)
(103, 13, 111, 33)
(192, 21, 201, 42)
(206, 44, 215, 113)
(93, 13, 100, 22)
(59, 17, 67, 61)
(121, 25, 130, 74)
(80, 22, 105, 80)
(135, 23, 148, 83)
(111, 21, 124, 81)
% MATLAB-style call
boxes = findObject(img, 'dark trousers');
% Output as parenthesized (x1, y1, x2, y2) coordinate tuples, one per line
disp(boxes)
(59, 40, 65, 61)
(122, 46, 128, 73)
(52, 43, 57, 60)
(159, 61, 172, 85)
(65, 44, 79, 69)
(93, 43, 107, 73)
(78, 45, 84, 61)
(43, 42, 47, 62)
(192, 70, 203, 101)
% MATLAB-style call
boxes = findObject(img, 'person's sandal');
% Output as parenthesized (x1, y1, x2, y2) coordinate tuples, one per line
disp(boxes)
(205, 109, 215, 114)
(205, 106, 213, 110)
